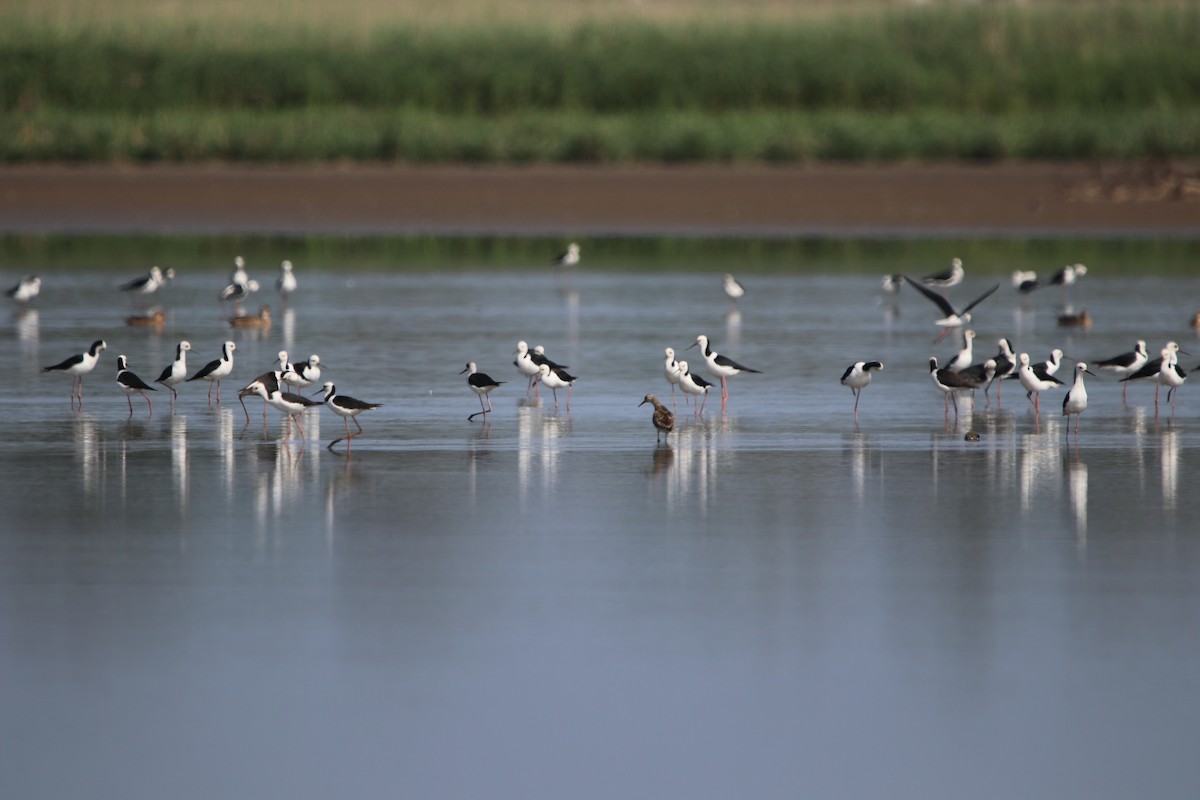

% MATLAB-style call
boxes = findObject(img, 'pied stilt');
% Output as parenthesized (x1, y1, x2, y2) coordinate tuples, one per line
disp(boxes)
(904, 277, 1000, 343)
(1017, 352, 1064, 418)
(154, 340, 191, 411)
(536, 362, 575, 412)
(552, 243, 581, 267)
(6, 275, 40, 304)
(689, 333, 760, 412)
(1094, 340, 1148, 402)
(945, 329, 976, 372)
(43, 339, 106, 409)
(461, 362, 504, 421)
(276, 260, 297, 303)
(840, 360, 883, 420)
(676, 360, 711, 416)
(186, 340, 236, 407)
(1062, 362, 1095, 436)
(923, 257, 964, 288)
(315, 381, 381, 451)
(723, 274, 745, 303)
(115, 355, 157, 417)
(514, 341, 542, 396)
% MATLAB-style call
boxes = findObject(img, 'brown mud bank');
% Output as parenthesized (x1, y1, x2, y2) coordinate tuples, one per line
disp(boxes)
(1, 162, 1197, 237)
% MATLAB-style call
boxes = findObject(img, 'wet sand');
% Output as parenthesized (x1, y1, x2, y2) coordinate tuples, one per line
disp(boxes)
(1, 162, 1197, 236)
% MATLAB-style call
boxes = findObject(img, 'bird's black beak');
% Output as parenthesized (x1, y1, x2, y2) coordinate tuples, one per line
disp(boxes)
(639, 399, 648, 407)
(686, 341, 698, 350)
(458, 366, 468, 375)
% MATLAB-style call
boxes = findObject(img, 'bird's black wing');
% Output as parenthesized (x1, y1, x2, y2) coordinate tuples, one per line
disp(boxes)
(961, 283, 1001, 315)
(902, 276, 956, 316)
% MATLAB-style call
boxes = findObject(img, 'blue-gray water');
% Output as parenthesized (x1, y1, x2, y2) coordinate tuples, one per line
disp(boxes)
(2, 260, 1199, 799)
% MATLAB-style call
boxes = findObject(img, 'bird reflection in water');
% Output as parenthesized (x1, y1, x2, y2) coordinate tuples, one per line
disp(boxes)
(1064, 450, 1088, 549)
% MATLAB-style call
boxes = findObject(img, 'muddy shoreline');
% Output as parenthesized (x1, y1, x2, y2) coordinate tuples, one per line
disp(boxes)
(1, 162, 1196, 237)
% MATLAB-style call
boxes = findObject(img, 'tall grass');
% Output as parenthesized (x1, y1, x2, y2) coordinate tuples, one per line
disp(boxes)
(2, 2, 1199, 163)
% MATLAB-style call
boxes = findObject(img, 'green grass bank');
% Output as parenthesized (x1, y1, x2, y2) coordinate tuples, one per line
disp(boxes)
(3, 2, 1199, 164)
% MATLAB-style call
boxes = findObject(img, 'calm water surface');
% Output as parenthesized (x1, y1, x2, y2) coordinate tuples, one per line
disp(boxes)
(2, 257, 1199, 799)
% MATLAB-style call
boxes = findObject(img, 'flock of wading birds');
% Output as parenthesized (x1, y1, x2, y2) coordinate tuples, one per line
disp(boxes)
(9, 248, 1200, 447)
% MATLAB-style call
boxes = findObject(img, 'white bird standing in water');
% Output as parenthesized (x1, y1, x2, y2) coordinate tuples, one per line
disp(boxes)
(922, 257, 964, 288)
(840, 361, 883, 420)
(552, 243, 580, 267)
(663, 347, 682, 404)
(723, 274, 745, 303)
(1062, 361, 1095, 436)
(276, 260, 298, 303)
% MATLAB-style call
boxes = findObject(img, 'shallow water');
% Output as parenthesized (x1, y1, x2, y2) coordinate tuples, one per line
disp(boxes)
(2, 259, 1199, 799)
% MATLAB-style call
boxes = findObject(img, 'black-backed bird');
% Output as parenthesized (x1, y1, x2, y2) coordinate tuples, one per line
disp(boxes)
(552, 243, 581, 267)
(1062, 362, 1095, 436)
(245, 371, 321, 441)
(43, 339, 107, 409)
(1017, 352, 1064, 418)
(315, 381, 382, 450)
(840, 361, 883, 420)
(276, 260, 297, 303)
(535, 362, 575, 413)
(513, 341, 543, 396)
(186, 340, 236, 407)
(1094, 340, 1148, 402)
(922, 257, 964, 288)
(676, 360, 711, 416)
(120, 265, 174, 297)
(928, 356, 978, 419)
(461, 362, 504, 421)
(115, 355, 157, 417)
(690, 333, 760, 412)
(903, 276, 1000, 343)
(154, 340, 192, 411)
(6, 275, 41, 303)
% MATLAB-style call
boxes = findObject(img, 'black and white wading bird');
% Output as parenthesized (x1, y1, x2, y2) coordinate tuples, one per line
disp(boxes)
(1120, 342, 1184, 409)
(283, 354, 321, 394)
(315, 381, 382, 450)
(115, 355, 157, 417)
(903, 277, 1001, 343)
(119, 265, 174, 298)
(245, 371, 321, 441)
(513, 341, 542, 396)
(928, 357, 978, 420)
(676, 361, 712, 416)
(1062, 362, 1095, 436)
(723, 274, 745, 303)
(536, 362, 576, 413)
(154, 340, 192, 411)
(186, 341, 236, 407)
(552, 243, 581, 267)
(43, 339, 107, 409)
(1017, 352, 1064, 419)
(690, 334, 760, 412)
(6, 275, 41, 304)
(461, 362, 504, 421)
(663, 347, 682, 405)
(639, 393, 674, 442)
(922, 257, 964, 288)
(276, 260, 297, 303)
(840, 361, 883, 420)
(944, 329, 976, 372)
(1094, 340, 1148, 402)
